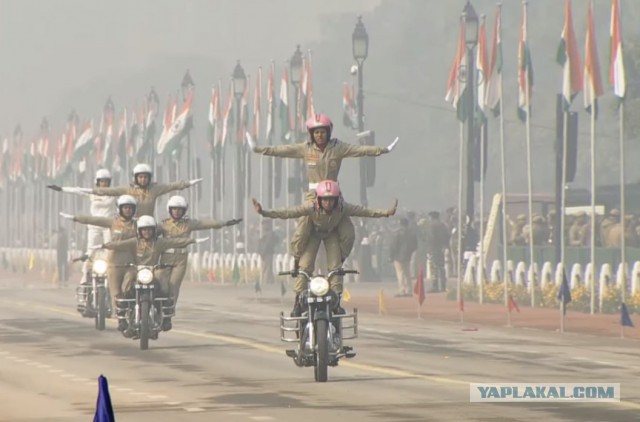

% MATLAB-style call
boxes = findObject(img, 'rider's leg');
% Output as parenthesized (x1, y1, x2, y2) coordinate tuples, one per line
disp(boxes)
(292, 234, 321, 317)
(336, 216, 355, 263)
(325, 233, 345, 314)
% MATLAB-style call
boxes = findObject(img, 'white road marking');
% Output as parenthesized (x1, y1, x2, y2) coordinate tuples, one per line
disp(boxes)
(115, 388, 133, 393)
(167, 401, 182, 406)
(147, 394, 168, 400)
(48, 369, 63, 373)
(184, 407, 205, 412)
(250, 417, 275, 421)
(71, 378, 86, 382)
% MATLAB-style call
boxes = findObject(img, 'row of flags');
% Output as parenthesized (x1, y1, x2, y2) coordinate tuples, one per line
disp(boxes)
(446, 0, 625, 123)
(0, 48, 318, 189)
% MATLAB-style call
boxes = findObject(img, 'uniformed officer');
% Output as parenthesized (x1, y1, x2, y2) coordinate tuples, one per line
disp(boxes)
(252, 180, 397, 316)
(157, 195, 241, 307)
(247, 113, 399, 262)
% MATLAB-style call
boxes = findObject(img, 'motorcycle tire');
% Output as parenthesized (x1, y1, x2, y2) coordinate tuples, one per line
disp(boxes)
(140, 300, 151, 350)
(95, 288, 106, 331)
(314, 319, 329, 382)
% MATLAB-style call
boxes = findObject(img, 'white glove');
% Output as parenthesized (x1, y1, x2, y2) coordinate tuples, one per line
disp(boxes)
(189, 178, 203, 186)
(245, 131, 257, 152)
(384, 137, 400, 153)
(195, 237, 209, 244)
(59, 212, 74, 220)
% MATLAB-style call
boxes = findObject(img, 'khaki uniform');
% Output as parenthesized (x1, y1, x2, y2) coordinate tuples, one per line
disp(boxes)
(73, 215, 137, 309)
(255, 139, 387, 259)
(93, 181, 191, 217)
(157, 217, 225, 304)
(389, 226, 418, 295)
(103, 237, 195, 295)
(261, 201, 392, 293)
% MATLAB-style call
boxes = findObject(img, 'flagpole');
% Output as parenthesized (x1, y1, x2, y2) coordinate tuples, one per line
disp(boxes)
(590, 103, 596, 314)
(210, 157, 215, 252)
(259, 155, 264, 239)
(285, 159, 291, 251)
(479, 123, 485, 306)
(220, 149, 226, 285)
(244, 147, 249, 285)
(620, 103, 626, 303)
(457, 121, 464, 324)
(523, 6, 535, 311)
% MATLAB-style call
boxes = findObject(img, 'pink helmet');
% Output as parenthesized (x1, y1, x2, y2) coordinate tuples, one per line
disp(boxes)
(306, 113, 333, 139)
(315, 180, 342, 209)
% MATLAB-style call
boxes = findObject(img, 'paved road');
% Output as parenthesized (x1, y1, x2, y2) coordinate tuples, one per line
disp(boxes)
(0, 279, 639, 421)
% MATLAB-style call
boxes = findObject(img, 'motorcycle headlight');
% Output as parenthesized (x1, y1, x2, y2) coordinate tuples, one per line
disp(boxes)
(137, 268, 154, 284)
(92, 259, 108, 276)
(309, 277, 330, 296)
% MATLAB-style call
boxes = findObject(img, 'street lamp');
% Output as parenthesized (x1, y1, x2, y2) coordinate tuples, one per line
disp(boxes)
(462, 1, 478, 252)
(352, 15, 369, 206)
(290, 45, 304, 204)
(232, 61, 246, 254)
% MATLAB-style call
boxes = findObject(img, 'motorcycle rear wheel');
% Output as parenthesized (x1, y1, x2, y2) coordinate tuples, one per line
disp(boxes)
(314, 319, 329, 382)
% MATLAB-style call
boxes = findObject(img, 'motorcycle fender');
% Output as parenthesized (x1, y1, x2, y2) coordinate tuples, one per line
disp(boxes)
(313, 310, 329, 322)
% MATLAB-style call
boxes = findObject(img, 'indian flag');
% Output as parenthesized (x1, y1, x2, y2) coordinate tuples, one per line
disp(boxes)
(609, 0, 625, 104)
(475, 16, 488, 122)
(583, 1, 603, 116)
(445, 19, 467, 122)
(279, 67, 292, 142)
(518, 1, 534, 122)
(556, 0, 582, 109)
(485, 5, 502, 117)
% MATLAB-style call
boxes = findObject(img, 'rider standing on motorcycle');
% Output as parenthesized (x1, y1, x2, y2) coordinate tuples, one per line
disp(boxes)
(252, 180, 397, 317)
(60, 195, 138, 329)
(52, 163, 203, 217)
(101, 215, 204, 331)
(47, 169, 115, 284)
(247, 113, 399, 263)
(157, 195, 242, 308)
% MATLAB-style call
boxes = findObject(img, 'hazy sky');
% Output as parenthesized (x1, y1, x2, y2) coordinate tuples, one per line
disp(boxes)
(0, 0, 381, 133)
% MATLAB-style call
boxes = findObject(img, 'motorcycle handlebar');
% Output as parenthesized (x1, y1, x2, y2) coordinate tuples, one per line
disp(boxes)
(115, 263, 174, 269)
(278, 269, 358, 278)
(72, 254, 89, 263)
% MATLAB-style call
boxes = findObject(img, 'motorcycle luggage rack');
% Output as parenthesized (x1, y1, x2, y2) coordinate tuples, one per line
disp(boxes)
(278, 310, 359, 342)
(333, 308, 358, 340)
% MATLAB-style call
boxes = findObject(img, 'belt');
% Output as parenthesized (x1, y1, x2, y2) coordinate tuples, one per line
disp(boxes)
(308, 182, 318, 191)
(164, 248, 188, 254)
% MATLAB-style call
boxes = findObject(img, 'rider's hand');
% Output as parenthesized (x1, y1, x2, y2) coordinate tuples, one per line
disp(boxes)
(252, 198, 263, 215)
(195, 237, 209, 244)
(225, 218, 242, 226)
(189, 178, 203, 186)
(47, 184, 62, 192)
(245, 131, 257, 152)
(383, 137, 400, 153)
(59, 212, 74, 220)
(386, 199, 398, 217)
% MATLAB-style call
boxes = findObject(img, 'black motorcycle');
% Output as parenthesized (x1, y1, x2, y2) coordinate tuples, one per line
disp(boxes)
(117, 263, 174, 350)
(279, 269, 358, 382)
(74, 249, 111, 331)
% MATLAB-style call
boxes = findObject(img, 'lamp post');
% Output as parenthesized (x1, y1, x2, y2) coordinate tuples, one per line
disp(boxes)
(463, 1, 478, 251)
(180, 70, 194, 204)
(352, 15, 369, 206)
(290, 45, 303, 205)
(232, 61, 246, 254)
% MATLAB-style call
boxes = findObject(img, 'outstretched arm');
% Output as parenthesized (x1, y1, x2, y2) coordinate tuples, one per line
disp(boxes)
(73, 215, 113, 228)
(344, 199, 397, 218)
(190, 218, 241, 231)
(47, 185, 92, 196)
(158, 237, 196, 251)
(253, 142, 305, 159)
(153, 180, 200, 196)
(102, 237, 137, 251)
(92, 186, 129, 197)
(252, 198, 311, 219)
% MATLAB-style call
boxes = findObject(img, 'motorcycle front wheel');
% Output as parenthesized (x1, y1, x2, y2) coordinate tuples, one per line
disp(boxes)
(140, 300, 150, 350)
(95, 288, 106, 331)
(314, 319, 329, 382)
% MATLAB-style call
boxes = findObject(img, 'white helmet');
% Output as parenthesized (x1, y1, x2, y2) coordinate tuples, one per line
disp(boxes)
(136, 215, 157, 236)
(116, 195, 137, 217)
(167, 195, 188, 215)
(95, 168, 112, 184)
(132, 163, 153, 178)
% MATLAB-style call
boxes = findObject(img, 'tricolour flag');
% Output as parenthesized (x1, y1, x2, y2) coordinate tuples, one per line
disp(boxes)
(252, 67, 262, 141)
(157, 90, 193, 155)
(476, 16, 488, 122)
(342, 82, 357, 129)
(279, 67, 292, 142)
(101, 97, 115, 167)
(221, 81, 233, 146)
(609, 0, 625, 104)
(518, 1, 534, 121)
(584, 1, 604, 116)
(208, 84, 221, 158)
(445, 19, 467, 121)
(556, 0, 583, 109)
(73, 119, 94, 161)
(485, 5, 502, 116)
(265, 62, 275, 142)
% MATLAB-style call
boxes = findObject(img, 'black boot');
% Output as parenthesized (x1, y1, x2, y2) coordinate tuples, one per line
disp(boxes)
(290, 294, 302, 317)
(334, 293, 346, 315)
(162, 317, 173, 332)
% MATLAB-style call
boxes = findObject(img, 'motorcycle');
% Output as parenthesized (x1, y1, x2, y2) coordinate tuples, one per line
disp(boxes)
(279, 268, 358, 382)
(73, 249, 111, 331)
(116, 263, 174, 350)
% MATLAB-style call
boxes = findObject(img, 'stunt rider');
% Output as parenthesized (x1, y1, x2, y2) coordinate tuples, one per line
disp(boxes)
(60, 195, 138, 330)
(157, 195, 241, 309)
(101, 215, 207, 332)
(52, 163, 202, 217)
(247, 113, 399, 263)
(47, 168, 115, 285)
(252, 180, 397, 317)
